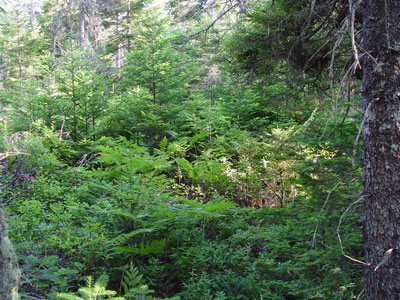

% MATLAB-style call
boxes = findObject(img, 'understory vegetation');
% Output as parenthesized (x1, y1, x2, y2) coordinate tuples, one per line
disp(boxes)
(0, 0, 365, 299)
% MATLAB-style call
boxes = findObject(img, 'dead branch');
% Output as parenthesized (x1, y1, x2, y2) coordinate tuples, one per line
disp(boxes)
(312, 179, 343, 247)
(336, 195, 368, 265)
(185, 3, 239, 40)
(352, 102, 371, 165)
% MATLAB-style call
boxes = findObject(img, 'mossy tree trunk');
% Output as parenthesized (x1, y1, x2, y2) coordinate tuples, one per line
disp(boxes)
(362, 0, 400, 298)
(0, 209, 20, 300)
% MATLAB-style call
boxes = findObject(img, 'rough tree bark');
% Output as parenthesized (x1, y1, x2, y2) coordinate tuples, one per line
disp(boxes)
(362, 0, 400, 299)
(0, 209, 20, 300)
(79, 0, 86, 51)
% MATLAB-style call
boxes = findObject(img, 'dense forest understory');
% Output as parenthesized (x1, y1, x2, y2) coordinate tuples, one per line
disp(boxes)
(0, 0, 374, 299)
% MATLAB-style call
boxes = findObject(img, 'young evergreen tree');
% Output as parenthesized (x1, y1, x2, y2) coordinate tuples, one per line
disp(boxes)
(0, 7, 43, 91)
(121, 12, 199, 105)
(56, 51, 109, 140)
(0, 5, 51, 131)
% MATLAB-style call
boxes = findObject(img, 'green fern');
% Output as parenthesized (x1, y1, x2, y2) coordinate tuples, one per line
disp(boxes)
(159, 137, 168, 152)
(57, 294, 84, 300)
(112, 228, 155, 245)
(117, 238, 166, 256)
(136, 238, 166, 256)
(57, 275, 125, 300)
(120, 263, 154, 300)
(121, 264, 143, 295)
(175, 158, 194, 179)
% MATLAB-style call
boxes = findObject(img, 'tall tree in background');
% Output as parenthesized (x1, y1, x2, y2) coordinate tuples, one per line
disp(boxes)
(0, 7, 43, 91)
(44, 0, 103, 56)
(362, 1, 400, 298)
(122, 12, 199, 105)
(101, 0, 147, 68)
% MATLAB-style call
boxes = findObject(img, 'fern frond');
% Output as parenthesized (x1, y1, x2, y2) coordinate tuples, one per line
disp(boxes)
(56, 293, 84, 300)
(94, 274, 109, 291)
(118, 238, 166, 256)
(159, 137, 168, 152)
(120, 263, 155, 299)
(121, 264, 142, 295)
(113, 228, 154, 245)
(58, 274, 124, 300)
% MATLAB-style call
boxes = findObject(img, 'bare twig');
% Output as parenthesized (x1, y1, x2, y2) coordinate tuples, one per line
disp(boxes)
(356, 288, 365, 300)
(303, 39, 331, 71)
(0, 151, 29, 161)
(352, 102, 371, 165)
(185, 3, 239, 40)
(337, 231, 369, 266)
(20, 294, 44, 300)
(337, 196, 363, 233)
(77, 153, 98, 167)
(321, 58, 359, 139)
(312, 180, 343, 247)
(336, 195, 369, 265)
(348, 0, 361, 69)
(58, 107, 66, 142)
(269, 0, 274, 15)
(307, 0, 317, 28)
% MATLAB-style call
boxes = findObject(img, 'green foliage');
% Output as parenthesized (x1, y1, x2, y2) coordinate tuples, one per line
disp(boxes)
(57, 275, 125, 300)
(120, 263, 155, 299)
(117, 238, 166, 256)
(55, 51, 110, 140)
(121, 10, 199, 105)
(18, 255, 78, 295)
(2, 126, 364, 299)
(224, 0, 350, 80)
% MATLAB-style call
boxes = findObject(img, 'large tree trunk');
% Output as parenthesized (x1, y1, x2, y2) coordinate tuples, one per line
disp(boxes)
(79, 0, 86, 51)
(0, 209, 20, 300)
(127, 0, 131, 52)
(362, 1, 400, 299)
(116, 10, 122, 69)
